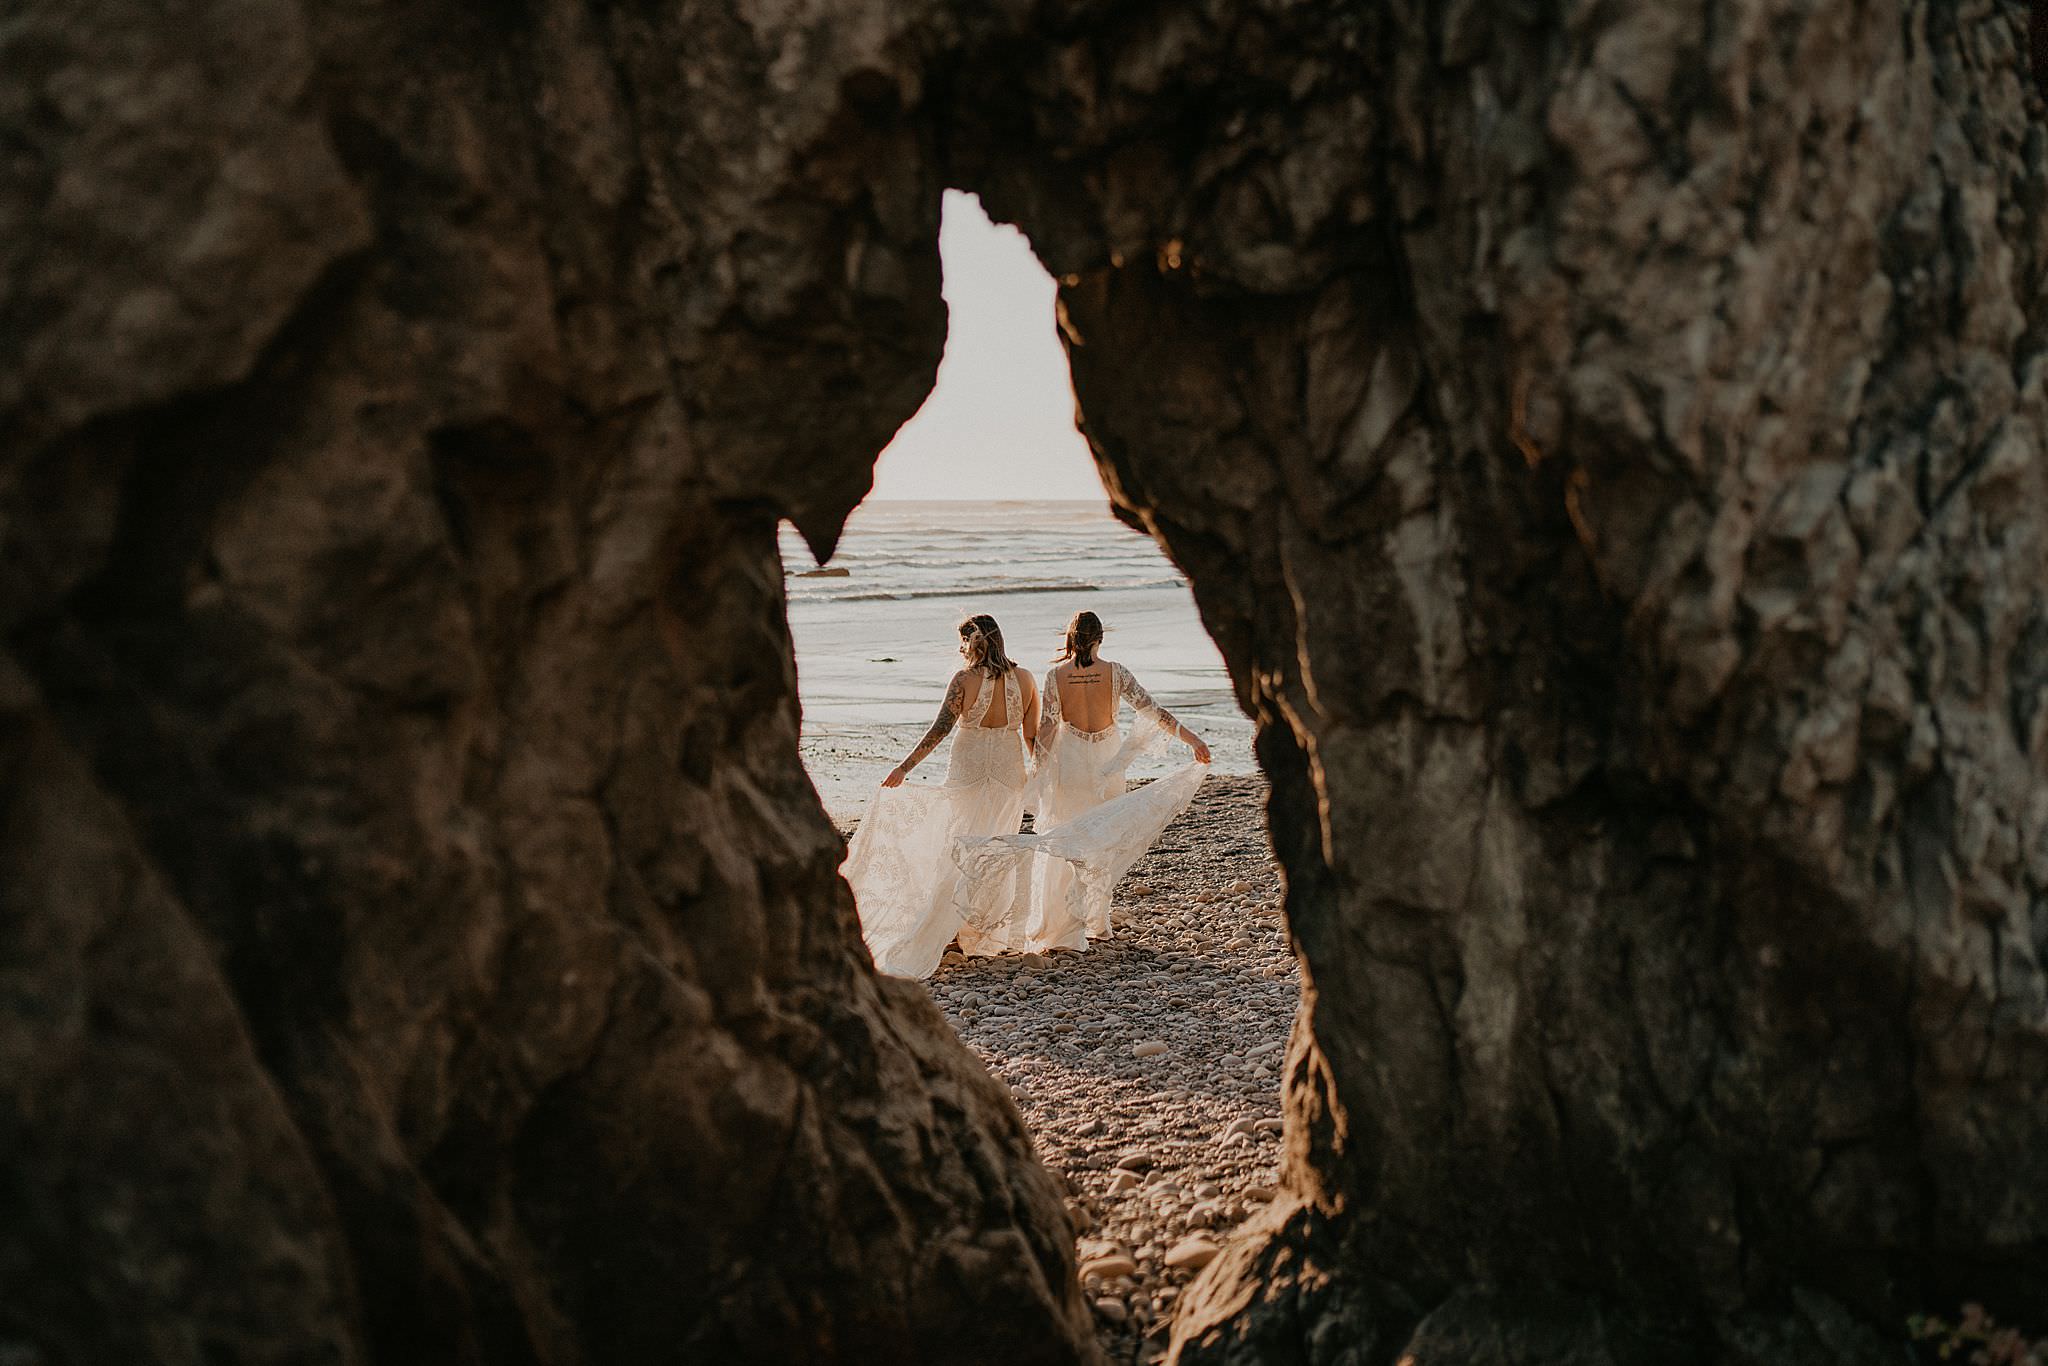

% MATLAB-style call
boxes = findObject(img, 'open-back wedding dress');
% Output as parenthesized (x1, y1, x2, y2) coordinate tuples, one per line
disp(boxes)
(956, 661, 1204, 952)
(845, 668, 1031, 978)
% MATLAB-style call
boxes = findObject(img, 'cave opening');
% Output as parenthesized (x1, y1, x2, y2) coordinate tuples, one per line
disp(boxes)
(779, 188, 1299, 1353)
(782, 190, 1255, 815)
(16, 8, 2043, 1362)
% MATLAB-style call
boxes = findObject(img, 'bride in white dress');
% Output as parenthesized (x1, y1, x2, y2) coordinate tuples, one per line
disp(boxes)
(845, 614, 1040, 978)
(959, 610, 1211, 952)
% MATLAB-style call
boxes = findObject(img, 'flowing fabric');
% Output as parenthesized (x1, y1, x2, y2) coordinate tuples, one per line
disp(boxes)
(846, 669, 1030, 978)
(957, 761, 1206, 949)
(959, 661, 1203, 949)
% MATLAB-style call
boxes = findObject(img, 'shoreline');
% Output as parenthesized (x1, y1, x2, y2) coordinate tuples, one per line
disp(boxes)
(783, 497, 1252, 826)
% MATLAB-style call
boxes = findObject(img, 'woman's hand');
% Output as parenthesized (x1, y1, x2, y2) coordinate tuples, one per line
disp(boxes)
(882, 764, 908, 788)
(1191, 735, 1212, 764)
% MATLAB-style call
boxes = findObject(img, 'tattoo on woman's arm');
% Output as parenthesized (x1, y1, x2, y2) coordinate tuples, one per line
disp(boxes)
(903, 673, 965, 768)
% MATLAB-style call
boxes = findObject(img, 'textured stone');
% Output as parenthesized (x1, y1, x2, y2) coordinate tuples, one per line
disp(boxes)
(1164, 1237, 1221, 1272)
(1083, 1255, 1139, 1283)
(4, 1, 2046, 1364)
(0, 2, 1084, 1363)
(1049, 5, 2048, 1362)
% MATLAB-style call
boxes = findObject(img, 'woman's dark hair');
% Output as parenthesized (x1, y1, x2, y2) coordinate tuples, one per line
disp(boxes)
(958, 614, 1015, 677)
(1057, 610, 1104, 667)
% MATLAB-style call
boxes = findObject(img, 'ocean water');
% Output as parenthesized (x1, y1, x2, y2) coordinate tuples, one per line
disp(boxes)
(780, 500, 1256, 818)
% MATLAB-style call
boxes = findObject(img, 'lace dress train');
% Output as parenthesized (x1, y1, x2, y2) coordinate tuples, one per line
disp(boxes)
(845, 670, 1030, 978)
(956, 662, 1203, 950)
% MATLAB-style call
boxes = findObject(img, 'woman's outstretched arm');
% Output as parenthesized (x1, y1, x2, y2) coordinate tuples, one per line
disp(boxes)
(1117, 663, 1211, 763)
(885, 671, 967, 787)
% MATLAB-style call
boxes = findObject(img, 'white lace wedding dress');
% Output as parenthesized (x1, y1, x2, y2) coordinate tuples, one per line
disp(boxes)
(956, 662, 1204, 952)
(845, 668, 1032, 978)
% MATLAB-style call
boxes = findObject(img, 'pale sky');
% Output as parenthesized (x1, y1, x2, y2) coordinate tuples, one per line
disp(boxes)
(870, 192, 1105, 501)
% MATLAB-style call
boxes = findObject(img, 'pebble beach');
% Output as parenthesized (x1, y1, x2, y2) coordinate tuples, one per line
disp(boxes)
(844, 773, 1295, 1363)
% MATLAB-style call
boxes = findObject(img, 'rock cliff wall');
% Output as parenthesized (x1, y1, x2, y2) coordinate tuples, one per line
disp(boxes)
(3, 2, 2043, 1363)
(999, 3, 2048, 1358)
(2, 3, 1088, 1362)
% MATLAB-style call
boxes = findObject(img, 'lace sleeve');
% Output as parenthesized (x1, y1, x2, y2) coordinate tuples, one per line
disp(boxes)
(1034, 667, 1062, 763)
(1115, 662, 1180, 732)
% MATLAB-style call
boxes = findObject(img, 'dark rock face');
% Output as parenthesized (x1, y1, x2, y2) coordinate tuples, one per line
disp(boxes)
(3, 1, 2044, 1364)
(1023, 4, 2048, 1360)
(1, 4, 1085, 1363)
